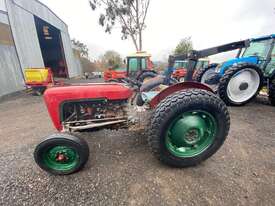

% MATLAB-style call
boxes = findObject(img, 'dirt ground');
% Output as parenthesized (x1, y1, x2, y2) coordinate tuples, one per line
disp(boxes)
(0, 91, 274, 206)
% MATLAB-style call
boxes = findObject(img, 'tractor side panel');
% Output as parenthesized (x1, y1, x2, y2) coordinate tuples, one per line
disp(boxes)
(44, 84, 133, 131)
(149, 82, 213, 108)
(220, 56, 258, 75)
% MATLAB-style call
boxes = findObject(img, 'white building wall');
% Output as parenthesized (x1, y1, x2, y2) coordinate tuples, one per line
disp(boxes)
(0, 45, 25, 96)
(5, 0, 45, 70)
(0, 11, 9, 24)
(0, 0, 6, 11)
(13, 0, 67, 32)
(0, 10, 25, 97)
(61, 31, 81, 77)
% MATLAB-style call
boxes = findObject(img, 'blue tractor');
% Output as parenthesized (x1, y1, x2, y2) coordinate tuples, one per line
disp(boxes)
(193, 34, 275, 106)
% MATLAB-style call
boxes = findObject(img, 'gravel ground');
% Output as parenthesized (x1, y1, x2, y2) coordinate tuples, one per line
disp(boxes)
(0, 90, 274, 206)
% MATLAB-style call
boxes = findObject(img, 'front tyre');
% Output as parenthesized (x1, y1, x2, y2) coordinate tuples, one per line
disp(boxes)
(148, 89, 230, 167)
(218, 63, 263, 106)
(193, 63, 218, 83)
(34, 133, 89, 175)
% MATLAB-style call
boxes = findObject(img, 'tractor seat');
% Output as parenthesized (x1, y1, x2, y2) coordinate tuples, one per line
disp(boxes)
(136, 75, 168, 106)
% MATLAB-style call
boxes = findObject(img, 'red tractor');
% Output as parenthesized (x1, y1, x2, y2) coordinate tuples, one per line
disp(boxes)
(34, 54, 230, 175)
(104, 51, 157, 83)
(103, 67, 127, 81)
(172, 59, 210, 82)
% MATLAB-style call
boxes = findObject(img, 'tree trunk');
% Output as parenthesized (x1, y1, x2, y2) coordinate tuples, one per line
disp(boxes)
(138, 30, 142, 51)
(136, 0, 141, 51)
(130, 34, 139, 51)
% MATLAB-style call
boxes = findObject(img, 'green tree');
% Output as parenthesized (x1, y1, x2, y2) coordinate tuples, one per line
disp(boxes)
(89, 0, 151, 51)
(174, 37, 193, 55)
(71, 39, 89, 57)
(101, 50, 123, 69)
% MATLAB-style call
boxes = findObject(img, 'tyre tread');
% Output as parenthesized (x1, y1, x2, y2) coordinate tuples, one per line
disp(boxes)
(148, 89, 230, 167)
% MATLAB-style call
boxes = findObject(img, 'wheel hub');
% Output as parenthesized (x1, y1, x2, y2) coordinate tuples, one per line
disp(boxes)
(184, 129, 200, 144)
(56, 153, 68, 162)
(226, 68, 260, 103)
(43, 146, 79, 171)
(165, 111, 217, 157)
(169, 114, 206, 147)
(239, 82, 249, 91)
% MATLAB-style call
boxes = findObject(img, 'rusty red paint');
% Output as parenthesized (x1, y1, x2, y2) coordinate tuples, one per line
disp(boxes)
(56, 153, 66, 162)
(44, 83, 133, 131)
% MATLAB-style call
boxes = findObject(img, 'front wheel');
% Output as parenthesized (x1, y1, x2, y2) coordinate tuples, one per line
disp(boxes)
(34, 133, 89, 175)
(193, 63, 218, 83)
(218, 64, 263, 106)
(148, 89, 230, 167)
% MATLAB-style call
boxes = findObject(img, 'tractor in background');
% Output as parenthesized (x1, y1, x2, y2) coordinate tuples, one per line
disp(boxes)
(103, 67, 127, 81)
(172, 59, 210, 82)
(104, 51, 158, 83)
(194, 34, 275, 106)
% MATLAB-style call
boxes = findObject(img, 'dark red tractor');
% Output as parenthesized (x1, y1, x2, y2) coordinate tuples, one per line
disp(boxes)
(34, 54, 230, 175)
(104, 51, 157, 83)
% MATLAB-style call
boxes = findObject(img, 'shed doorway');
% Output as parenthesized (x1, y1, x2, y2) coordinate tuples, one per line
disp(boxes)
(34, 16, 68, 78)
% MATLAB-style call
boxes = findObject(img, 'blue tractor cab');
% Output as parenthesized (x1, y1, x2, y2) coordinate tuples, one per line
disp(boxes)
(216, 34, 275, 77)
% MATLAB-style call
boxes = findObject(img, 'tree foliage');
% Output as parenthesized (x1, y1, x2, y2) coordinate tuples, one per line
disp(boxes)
(89, 0, 151, 51)
(174, 37, 193, 55)
(100, 50, 123, 69)
(72, 39, 89, 57)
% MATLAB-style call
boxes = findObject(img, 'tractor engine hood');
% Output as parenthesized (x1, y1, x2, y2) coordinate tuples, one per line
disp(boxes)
(219, 56, 259, 74)
(44, 83, 133, 131)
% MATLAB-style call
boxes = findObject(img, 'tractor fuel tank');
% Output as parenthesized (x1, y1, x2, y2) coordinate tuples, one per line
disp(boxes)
(44, 83, 133, 131)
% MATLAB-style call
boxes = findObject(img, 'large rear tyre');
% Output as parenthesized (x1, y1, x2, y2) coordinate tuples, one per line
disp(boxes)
(218, 63, 263, 106)
(148, 89, 230, 167)
(269, 77, 275, 106)
(193, 63, 218, 82)
(34, 133, 89, 175)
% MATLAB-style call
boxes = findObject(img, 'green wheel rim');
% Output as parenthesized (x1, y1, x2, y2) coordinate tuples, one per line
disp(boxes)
(42, 146, 80, 171)
(165, 110, 218, 158)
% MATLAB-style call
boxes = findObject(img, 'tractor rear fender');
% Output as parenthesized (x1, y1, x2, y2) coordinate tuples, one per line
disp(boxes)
(149, 82, 214, 108)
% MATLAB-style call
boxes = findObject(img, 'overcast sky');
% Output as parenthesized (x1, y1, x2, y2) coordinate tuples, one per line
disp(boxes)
(40, 0, 275, 62)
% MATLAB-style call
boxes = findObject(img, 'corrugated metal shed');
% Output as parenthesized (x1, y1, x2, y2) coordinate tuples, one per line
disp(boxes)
(13, 0, 67, 32)
(0, 0, 6, 11)
(6, 1, 45, 69)
(4, 0, 81, 78)
(0, 13, 25, 97)
(0, 11, 9, 24)
(0, 0, 83, 97)
(61, 31, 81, 77)
(0, 45, 25, 96)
